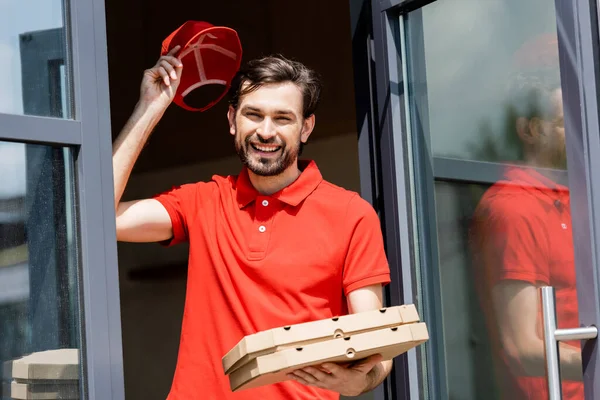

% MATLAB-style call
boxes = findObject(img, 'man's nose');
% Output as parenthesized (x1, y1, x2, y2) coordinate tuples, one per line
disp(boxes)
(257, 118, 276, 139)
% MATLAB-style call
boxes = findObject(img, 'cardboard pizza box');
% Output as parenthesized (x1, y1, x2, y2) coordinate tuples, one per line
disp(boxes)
(228, 322, 428, 392)
(222, 305, 420, 375)
(2, 381, 79, 400)
(2, 349, 79, 381)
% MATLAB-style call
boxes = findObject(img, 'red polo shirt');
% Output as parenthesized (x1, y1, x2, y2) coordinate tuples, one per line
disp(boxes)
(470, 166, 581, 400)
(154, 160, 391, 400)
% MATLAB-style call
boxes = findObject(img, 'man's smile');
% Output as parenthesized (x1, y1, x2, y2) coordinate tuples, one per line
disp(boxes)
(249, 143, 282, 156)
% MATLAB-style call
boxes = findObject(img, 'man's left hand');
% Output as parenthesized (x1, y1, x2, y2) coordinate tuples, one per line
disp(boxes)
(287, 354, 383, 396)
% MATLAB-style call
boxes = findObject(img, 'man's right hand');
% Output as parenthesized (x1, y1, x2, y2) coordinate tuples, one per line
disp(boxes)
(139, 45, 184, 110)
(112, 46, 185, 239)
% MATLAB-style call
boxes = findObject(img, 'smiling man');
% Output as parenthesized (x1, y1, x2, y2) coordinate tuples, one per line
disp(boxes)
(112, 50, 392, 400)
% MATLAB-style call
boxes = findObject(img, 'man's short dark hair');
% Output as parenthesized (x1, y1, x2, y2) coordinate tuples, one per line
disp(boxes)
(227, 55, 322, 119)
(506, 33, 561, 121)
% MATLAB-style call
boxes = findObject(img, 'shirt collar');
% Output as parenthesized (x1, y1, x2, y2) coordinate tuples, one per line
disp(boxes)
(503, 166, 569, 206)
(235, 160, 323, 208)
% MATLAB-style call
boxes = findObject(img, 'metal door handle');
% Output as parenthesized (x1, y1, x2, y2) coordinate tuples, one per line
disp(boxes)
(541, 286, 598, 399)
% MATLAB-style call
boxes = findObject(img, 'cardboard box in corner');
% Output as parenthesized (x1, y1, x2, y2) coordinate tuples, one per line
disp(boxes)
(2, 349, 80, 400)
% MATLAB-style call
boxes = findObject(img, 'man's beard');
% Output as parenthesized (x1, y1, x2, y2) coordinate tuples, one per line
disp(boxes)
(543, 133, 567, 170)
(552, 146, 568, 170)
(235, 132, 301, 177)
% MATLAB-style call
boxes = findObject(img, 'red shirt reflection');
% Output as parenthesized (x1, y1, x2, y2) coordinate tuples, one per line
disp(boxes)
(470, 166, 581, 400)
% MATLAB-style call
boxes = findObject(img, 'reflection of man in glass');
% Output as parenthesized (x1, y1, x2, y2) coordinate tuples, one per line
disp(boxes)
(470, 34, 582, 400)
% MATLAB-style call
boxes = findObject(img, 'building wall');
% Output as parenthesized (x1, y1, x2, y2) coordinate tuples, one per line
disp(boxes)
(117, 132, 374, 400)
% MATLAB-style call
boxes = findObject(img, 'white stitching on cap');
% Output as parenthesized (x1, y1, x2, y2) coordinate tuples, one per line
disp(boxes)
(194, 43, 237, 59)
(179, 43, 238, 60)
(181, 79, 227, 98)
(177, 32, 239, 102)
(178, 32, 238, 61)
(194, 34, 208, 82)
(194, 46, 207, 81)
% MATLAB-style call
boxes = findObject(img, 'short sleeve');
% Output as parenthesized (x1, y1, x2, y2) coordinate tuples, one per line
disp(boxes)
(153, 183, 198, 246)
(342, 194, 391, 296)
(472, 198, 550, 286)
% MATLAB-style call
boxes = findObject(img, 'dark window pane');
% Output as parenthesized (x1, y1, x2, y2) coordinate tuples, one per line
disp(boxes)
(0, 141, 82, 399)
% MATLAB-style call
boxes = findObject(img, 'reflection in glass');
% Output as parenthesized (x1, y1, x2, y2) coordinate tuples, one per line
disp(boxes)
(404, 0, 582, 399)
(468, 33, 580, 400)
(0, 0, 72, 118)
(0, 141, 81, 399)
(408, 0, 560, 163)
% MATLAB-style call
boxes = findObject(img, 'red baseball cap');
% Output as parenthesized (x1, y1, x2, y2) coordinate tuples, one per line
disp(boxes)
(161, 21, 243, 112)
(512, 32, 559, 69)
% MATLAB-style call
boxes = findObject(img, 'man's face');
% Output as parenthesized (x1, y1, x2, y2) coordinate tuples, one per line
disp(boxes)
(538, 88, 566, 169)
(228, 82, 314, 177)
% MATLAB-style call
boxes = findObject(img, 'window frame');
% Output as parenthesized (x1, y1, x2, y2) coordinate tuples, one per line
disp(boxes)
(0, 0, 124, 398)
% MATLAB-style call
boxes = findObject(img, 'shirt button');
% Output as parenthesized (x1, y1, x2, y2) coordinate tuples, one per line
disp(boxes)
(262, 200, 269, 207)
(259, 225, 266, 233)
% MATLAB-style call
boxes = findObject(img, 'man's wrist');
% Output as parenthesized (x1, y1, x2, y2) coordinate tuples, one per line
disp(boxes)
(135, 99, 168, 115)
(362, 363, 382, 394)
(129, 100, 169, 138)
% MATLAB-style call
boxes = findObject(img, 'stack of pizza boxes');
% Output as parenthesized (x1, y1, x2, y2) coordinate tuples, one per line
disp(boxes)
(2, 349, 80, 400)
(222, 305, 429, 392)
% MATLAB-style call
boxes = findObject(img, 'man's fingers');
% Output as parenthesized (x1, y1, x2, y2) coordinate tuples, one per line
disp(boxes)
(302, 367, 332, 382)
(160, 55, 183, 69)
(150, 50, 183, 85)
(320, 362, 344, 375)
(157, 67, 170, 86)
(351, 354, 383, 373)
(287, 373, 310, 386)
(354, 354, 383, 366)
(292, 369, 318, 383)
(167, 45, 181, 57)
(160, 60, 177, 80)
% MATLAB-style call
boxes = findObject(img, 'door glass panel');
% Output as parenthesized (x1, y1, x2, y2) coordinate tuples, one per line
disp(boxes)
(410, 0, 560, 163)
(0, 0, 73, 118)
(404, 0, 582, 399)
(0, 141, 82, 399)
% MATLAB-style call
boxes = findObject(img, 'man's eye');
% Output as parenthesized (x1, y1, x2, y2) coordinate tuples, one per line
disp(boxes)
(277, 117, 291, 122)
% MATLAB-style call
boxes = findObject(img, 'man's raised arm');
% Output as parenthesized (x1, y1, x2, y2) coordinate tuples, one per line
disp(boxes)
(112, 46, 183, 242)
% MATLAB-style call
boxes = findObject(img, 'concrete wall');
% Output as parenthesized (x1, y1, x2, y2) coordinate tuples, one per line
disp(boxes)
(117, 132, 373, 400)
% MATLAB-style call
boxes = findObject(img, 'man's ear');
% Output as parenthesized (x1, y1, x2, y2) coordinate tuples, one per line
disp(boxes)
(301, 114, 316, 143)
(516, 116, 540, 145)
(227, 106, 236, 136)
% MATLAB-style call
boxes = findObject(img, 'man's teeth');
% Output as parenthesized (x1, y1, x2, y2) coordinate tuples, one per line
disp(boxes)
(252, 144, 280, 152)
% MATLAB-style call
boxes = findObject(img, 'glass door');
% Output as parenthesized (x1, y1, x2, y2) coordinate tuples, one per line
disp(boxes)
(395, 0, 600, 399)
(403, 1, 581, 398)
(0, 0, 124, 399)
(357, 0, 600, 399)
